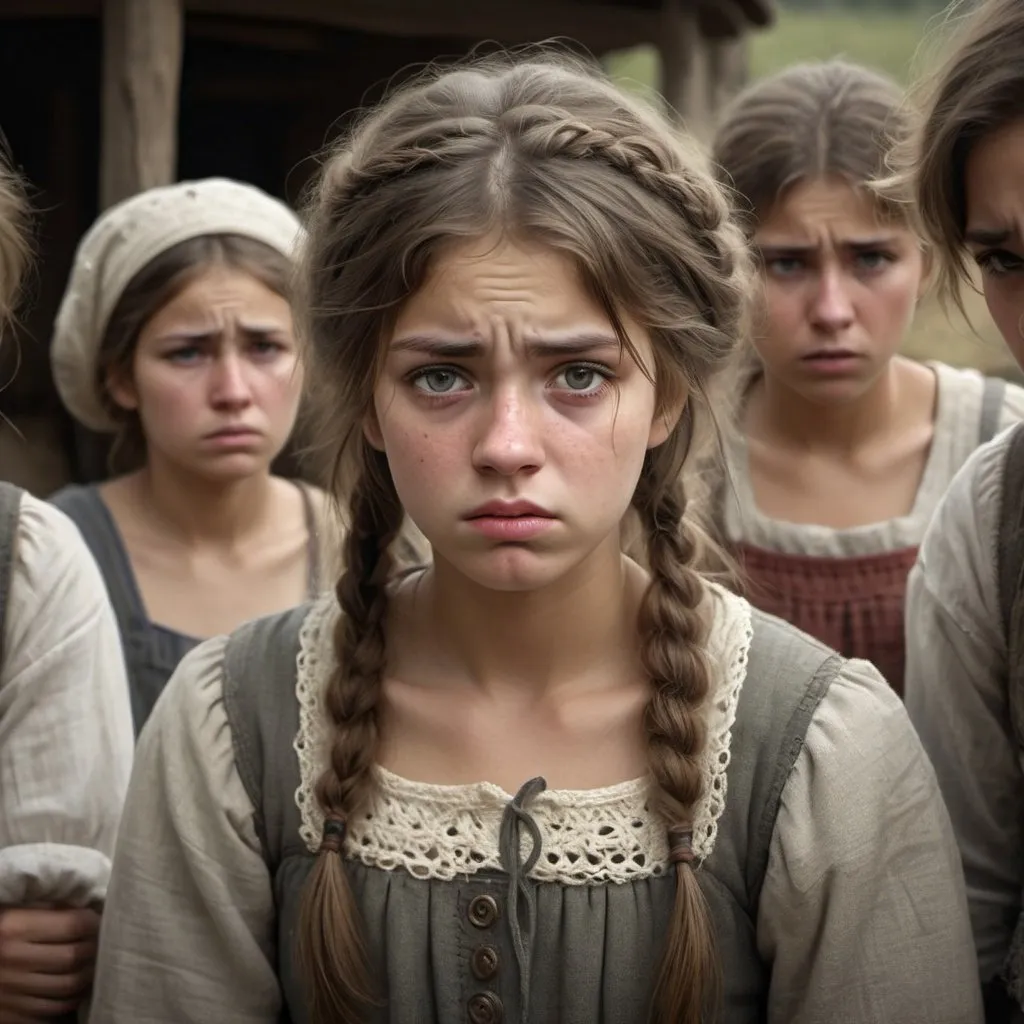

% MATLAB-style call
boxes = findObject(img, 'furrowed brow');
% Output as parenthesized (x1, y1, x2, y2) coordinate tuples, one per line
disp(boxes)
(389, 336, 483, 357)
(965, 227, 1013, 247)
(389, 333, 621, 358)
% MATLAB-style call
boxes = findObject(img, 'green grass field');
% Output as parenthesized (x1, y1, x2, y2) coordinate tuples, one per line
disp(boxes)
(605, 8, 947, 96)
(604, 8, 1018, 379)
(750, 7, 939, 81)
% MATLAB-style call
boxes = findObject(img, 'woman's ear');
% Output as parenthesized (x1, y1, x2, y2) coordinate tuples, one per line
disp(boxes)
(105, 366, 138, 412)
(648, 389, 688, 449)
(363, 407, 385, 451)
(917, 244, 935, 301)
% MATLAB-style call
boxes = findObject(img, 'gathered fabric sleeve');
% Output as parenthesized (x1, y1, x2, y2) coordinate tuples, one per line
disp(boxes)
(89, 637, 282, 1024)
(757, 658, 983, 1024)
(904, 431, 1022, 983)
(0, 493, 134, 906)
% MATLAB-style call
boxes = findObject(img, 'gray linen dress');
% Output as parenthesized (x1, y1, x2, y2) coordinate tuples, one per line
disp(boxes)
(88, 586, 983, 1023)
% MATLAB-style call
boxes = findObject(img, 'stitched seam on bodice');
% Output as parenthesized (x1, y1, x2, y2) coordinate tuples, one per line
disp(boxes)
(292, 584, 753, 883)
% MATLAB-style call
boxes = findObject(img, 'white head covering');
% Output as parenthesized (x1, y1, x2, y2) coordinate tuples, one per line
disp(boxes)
(51, 177, 304, 433)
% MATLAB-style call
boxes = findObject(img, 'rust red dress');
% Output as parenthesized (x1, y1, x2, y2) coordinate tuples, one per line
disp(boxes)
(722, 364, 1014, 697)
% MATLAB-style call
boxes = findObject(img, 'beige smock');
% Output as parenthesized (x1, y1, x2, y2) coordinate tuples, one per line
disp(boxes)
(906, 425, 1024, 988)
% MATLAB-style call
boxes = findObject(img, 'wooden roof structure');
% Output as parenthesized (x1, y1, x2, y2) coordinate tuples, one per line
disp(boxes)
(0, 0, 774, 490)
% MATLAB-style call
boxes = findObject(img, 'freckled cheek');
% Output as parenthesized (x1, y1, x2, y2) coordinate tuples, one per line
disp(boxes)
(381, 429, 463, 521)
(553, 410, 652, 498)
(251, 362, 304, 414)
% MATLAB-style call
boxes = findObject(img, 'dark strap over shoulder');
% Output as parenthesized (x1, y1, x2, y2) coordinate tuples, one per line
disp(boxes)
(0, 481, 23, 667)
(997, 424, 1024, 641)
(746, 649, 842, 910)
(223, 603, 310, 870)
(48, 485, 145, 630)
(981, 376, 1008, 448)
(995, 423, 1024, 1014)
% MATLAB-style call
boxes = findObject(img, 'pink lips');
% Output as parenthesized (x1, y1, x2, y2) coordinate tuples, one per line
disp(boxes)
(800, 348, 864, 375)
(464, 499, 556, 541)
(203, 426, 261, 448)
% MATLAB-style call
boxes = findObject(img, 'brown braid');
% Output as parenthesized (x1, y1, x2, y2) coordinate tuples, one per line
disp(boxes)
(633, 421, 720, 1024)
(296, 445, 404, 1024)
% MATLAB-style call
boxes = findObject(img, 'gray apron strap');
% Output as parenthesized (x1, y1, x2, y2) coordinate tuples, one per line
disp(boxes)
(222, 603, 310, 870)
(294, 482, 322, 597)
(747, 650, 843, 909)
(996, 424, 1024, 1013)
(0, 481, 24, 667)
(48, 486, 144, 633)
(980, 376, 1008, 447)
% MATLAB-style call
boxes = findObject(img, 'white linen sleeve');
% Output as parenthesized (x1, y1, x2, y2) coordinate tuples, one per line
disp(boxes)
(758, 658, 983, 1024)
(905, 431, 1023, 983)
(88, 637, 282, 1023)
(0, 494, 134, 905)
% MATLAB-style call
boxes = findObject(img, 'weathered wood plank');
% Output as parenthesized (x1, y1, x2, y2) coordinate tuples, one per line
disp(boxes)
(100, 0, 183, 209)
(4, 0, 775, 41)
(186, 0, 663, 51)
(659, 0, 706, 132)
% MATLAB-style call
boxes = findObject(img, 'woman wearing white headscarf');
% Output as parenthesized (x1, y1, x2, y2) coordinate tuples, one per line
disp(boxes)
(49, 179, 342, 733)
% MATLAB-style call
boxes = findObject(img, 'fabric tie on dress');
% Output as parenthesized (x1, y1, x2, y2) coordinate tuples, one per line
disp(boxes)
(499, 776, 547, 1024)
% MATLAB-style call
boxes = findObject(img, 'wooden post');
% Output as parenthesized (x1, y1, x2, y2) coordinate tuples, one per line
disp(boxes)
(100, 0, 184, 210)
(658, 0, 708, 136)
(707, 36, 749, 114)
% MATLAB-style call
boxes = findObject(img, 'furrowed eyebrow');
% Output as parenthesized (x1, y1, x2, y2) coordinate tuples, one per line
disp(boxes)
(756, 238, 897, 258)
(527, 335, 620, 357)
(156, 330, 217, 344)
(845, 238, 898, 251)
(756, 245, 814, 258)
(388, 334, 621, 357)
(389, 337, 482, 357)
(156, 325, 286, 344)
(965, 227, 1014, 246)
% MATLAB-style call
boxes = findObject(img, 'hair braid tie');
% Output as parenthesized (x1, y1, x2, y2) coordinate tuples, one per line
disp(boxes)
(319, 817, 348, 854)
(668, 825, 696, 865)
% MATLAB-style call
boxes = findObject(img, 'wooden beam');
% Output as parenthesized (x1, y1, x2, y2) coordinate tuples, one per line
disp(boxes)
(187, 16, 326, 52)
(0, 1, 99, 14)
(659, 0, 708, 135)
(100, 0, 183, 209)
(183, 0, 662, 52)
(706, 36, 749, 113)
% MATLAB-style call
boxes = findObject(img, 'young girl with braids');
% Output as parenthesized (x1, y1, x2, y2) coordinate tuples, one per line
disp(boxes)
(709, 59, 1024, 697)
(901, 0, 1024, 1018)
(89, 54, 981, 1024)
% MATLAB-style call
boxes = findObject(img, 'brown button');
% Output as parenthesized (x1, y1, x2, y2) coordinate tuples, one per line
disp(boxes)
(467, 894, 500, 929)
(467, 991, 503, 1024)
(471, 944, 499, 981)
